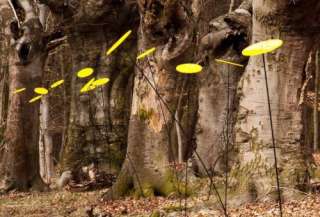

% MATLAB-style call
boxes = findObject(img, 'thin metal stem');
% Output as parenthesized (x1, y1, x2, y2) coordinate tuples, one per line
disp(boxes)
(127, 152, 145, 198)
(225, 65, 230, 215)
(314, 50, 319, 152)
(262, 54, 283, 217)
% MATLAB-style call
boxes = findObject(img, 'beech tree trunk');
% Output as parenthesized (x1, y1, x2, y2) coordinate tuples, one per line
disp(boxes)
(0, 0, 47, 191)
(39, 96, 54, 183)
(194, 0, 249, 176)
(0, 14, 10, 179)
(61, 29, 135, 173)
(2, 40, 46, 191)
(43, 1, 139, 176)
(229, 0, 320, 205)
(105, 0, 218, 199)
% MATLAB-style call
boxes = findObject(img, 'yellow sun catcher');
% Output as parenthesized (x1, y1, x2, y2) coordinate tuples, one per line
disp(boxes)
(29, 95, 42, 103)
(50, 80, 65, 89)
(34, 87, 49, 95)
(14, 88, 26, 94)
(137, 47, 156, 60)
(215, 59, 244, 68)
(176, 63, 203, 74)
(242, 39, 283, 56)
(77, 68, 94, 78)
(106, 30, 132, 56)
(92, 77, 110, 87)
(80, 78, 96, 93)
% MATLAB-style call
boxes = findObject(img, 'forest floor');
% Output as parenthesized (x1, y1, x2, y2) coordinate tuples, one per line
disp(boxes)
(1, 187, 320, 217)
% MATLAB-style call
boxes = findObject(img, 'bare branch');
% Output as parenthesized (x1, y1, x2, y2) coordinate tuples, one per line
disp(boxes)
(7, 0, 21, 28)
(47, 36, 67, 52)
(37, 3, 49, 29)
(200, 0, 252, 54)
(16, 0, 38, 21)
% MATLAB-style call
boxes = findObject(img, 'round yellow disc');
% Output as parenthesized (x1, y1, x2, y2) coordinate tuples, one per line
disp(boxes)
(107, 30, 132, 56)
(176, 63, 203, 74)
(242, 39, 283, 56)
(77, 67, 94, 78)
(50, 80, 64, 89)
(92, 78, 110, 87)
(80, 78, 96, 93)
(137, 47, 156, 60)
(34, 87, 49, 95)
(29, 95, 42, 103)
(14, 88, 26, 94)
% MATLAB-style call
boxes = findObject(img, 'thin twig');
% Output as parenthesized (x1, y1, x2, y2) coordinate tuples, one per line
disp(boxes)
(7, 0, 21, 28)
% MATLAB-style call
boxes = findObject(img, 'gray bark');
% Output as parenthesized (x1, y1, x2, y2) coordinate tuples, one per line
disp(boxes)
(41, 1, 139, 180)
(0, 0, 47, 191)
(194, 0, 250, 176)
(229, 0, 320, 205)
(104, 0, 215, 199)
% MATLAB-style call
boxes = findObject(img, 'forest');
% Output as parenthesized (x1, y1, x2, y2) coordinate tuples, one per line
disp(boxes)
(1, 0, 320, 216)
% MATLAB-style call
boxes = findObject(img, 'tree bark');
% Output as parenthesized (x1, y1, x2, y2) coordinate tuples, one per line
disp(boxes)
(0, 0, 47, 191)
(104, 0, 218, 199)
(229, 0, 320, 205)
(39, 95, 54, 183)
(194, 0, 250, 176)
(61, 29, 135, 174)
(0, 13, 10, 179)
(45, 1, 139, 178)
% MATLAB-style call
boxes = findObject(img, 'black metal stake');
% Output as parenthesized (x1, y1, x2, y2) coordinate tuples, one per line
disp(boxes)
(225, 65, 230, 216)
(262, 54, 283, 217)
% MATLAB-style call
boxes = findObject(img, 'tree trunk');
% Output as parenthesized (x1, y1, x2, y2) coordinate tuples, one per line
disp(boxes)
(2, 50, 46, 191)
(105, 0, 218, 199)
(194, 0, 249, 176)
(61, 29, 135, 174)
(50, 1, 139, 178)
(0, 14, 10, 179)
(0, 0, 47, 191)
(39, 96, 54, 183)
(229, 0, 320, 205)
(39, 122, 46, 181)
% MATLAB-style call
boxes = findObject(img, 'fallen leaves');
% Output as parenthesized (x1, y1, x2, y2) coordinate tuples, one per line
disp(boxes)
(2, 189, 320, 216)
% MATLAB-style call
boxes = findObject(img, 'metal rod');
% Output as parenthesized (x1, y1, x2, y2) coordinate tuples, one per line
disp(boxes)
(262, 54, 283, 217)
(314, 50, 319, 152)
(225, 64, 230, 215)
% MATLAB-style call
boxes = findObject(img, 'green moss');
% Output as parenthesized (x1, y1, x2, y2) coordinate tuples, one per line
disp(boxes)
(158, 170, 195, 197)
(163, 205, 182, 212)
(150, 210, 161, 217)
(310, 166, 320, 179)
(142, 185, 155, 197)
(138, 107, 154, 121)
(159, 175, 176, 196)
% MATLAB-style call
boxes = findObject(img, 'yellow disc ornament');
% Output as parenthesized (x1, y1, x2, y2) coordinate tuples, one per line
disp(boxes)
(14, 88, 26, 94)
(80, 78, 96, 93)
(242, 39, 283, 56)
(50, 79, 64, 89)
(34, 87, 49, 95)
(215, 59, 244, 68)
(92, 77, 110, 87)
(107, 30, 132, 56)
(137, 47, 156, 60)
(176, 63, 203, 74)
(77, 67, 94, 78)
(29, 95, 42, 103)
